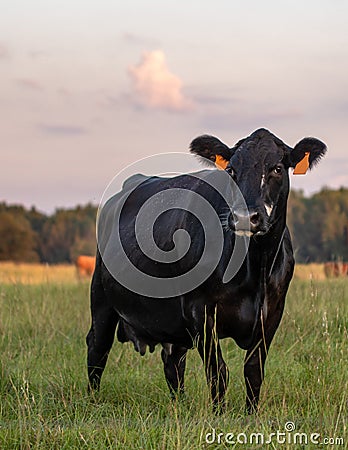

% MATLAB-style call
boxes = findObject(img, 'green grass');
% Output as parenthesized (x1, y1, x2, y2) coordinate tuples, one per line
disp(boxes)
(0, 279, 346, 449)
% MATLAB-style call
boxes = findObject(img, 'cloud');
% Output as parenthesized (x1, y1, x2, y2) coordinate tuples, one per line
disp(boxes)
(15, 78, 44, 91)
(39, 124, 88, 136)
(128, 50, 193, 112)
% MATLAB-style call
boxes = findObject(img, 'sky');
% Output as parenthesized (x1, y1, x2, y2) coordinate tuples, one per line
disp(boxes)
(1, 0, 348, 213)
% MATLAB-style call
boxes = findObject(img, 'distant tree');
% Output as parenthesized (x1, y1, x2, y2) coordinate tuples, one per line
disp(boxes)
(40, 204, 97, 263)
(287, 190, 308, 261)
(0, 211, 39, 262)
(317, 188, 348, 261)
(68, 203, 97, 262)
(287, 188, 348, 262)
(25, 206, 47, 261)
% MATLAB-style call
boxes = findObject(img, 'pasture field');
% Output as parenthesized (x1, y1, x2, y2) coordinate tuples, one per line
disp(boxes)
(0, 265, 347, 449)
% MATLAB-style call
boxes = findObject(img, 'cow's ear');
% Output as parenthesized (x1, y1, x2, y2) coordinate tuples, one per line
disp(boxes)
(190, 135, 231, 169)
(290, 137, 327, 175)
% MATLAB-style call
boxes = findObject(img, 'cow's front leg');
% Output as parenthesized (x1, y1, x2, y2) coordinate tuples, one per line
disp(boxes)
(197, 313, 229, 414)
(244, 302, 285, 413)
(161, 344, 187, 398)
(243, 343, 267, 414)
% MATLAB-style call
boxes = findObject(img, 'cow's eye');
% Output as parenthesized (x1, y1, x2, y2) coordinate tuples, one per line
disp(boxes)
(273, 165, 283, 175)
(227, 167, 235, 178)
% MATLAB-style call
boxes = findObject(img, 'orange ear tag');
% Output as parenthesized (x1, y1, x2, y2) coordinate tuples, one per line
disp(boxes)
(215, 154, 229, 170)
(293, 152, 310, 175)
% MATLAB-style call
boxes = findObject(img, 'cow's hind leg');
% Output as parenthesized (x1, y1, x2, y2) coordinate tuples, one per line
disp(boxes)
(86, 275, 119, 391)
(161, 344, 187, 398)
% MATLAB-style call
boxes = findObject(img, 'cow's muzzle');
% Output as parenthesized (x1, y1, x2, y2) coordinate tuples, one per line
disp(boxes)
(229, 209, 267, 237)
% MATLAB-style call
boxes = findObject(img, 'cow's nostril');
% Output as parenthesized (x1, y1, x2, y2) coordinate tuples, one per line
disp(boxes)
(250, 212, 260, 225)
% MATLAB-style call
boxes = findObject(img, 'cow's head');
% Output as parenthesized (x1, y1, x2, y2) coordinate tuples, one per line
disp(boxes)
(190, 128, 326, 237)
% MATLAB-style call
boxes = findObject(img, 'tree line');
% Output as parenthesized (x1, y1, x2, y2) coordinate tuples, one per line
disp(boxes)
(287, 188, 348, 262)
(0, 203, 96, 263)
(0, 187, 347, 264)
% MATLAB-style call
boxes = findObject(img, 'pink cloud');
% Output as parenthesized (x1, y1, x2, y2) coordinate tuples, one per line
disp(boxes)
(128, 50, 193, 112)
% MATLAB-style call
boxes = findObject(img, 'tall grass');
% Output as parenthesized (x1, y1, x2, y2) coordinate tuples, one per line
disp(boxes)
(0, 262, 77, 285)
(0, 274, 346, 448)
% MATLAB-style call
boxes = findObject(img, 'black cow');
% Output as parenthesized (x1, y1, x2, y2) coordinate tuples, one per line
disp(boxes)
(87, 128, 326, 413)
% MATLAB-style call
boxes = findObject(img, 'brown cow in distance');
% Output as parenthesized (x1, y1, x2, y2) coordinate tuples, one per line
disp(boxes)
(324, 261, 348, 278)
(76, 255, 96, 277)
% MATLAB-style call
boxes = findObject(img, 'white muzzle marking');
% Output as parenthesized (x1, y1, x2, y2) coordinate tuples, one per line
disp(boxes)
(265, 203, 273, 217)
